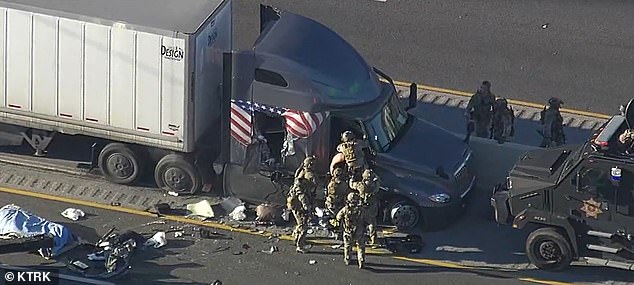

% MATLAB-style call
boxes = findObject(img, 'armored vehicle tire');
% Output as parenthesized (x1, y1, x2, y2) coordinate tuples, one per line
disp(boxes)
(389, 200, 421, 231)
(98, 143, 142, 185)
(526, 227, 573, 271)
(154, 154, 203, 195)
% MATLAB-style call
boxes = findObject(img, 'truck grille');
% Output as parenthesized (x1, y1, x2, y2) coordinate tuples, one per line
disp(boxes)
(455, 165, 472, 192)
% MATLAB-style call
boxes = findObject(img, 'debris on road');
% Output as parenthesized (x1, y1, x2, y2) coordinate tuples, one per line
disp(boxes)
(255, 203, 281, 223)
(0, 204, 75, 257)
(167, 191, 179, 197)
(309, 260, 317, 265)
(144, 231, 167, 248)
(186, 200, 215, 219)
(174, 231, 184, 238)
(229, 205, 247, 221)
(435, 246, 483, 253)
(61, 208, 86, 221)
(541, 23, 549, 29)
(261, 245, 278, 254)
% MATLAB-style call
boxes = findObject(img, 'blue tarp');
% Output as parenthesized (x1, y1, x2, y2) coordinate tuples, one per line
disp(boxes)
(0, 204, 74, 256)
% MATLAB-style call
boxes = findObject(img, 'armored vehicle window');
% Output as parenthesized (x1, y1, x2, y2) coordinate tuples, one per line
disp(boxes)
(255, 69, 288, 87)
(578, 167, 612, 197)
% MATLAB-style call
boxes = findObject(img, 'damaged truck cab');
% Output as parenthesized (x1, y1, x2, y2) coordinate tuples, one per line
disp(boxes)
(218, 6, 476, 230)
(492, 100, 634, 271)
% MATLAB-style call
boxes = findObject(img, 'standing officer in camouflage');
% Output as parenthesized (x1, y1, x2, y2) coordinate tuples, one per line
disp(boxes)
(325, 167, 349, 217)
(336, 131, 369, 179)
(465, 81, 496, 140)
(336, 192, 369, 269)
(539, 97, 566, 148)
(491, 98, 515, 144)
(349, 169, 380, 247)
(287, 156, 318, 253)
(295, 156, 318, 208)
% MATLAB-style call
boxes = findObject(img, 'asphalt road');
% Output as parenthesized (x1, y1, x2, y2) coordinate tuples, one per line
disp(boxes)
(0, 192, 528, 285)
(233, 0, 634, 114)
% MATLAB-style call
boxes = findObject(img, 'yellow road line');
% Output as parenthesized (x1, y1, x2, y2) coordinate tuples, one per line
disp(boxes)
(391, 79, 612, 120)
(0, 186, 573, 285)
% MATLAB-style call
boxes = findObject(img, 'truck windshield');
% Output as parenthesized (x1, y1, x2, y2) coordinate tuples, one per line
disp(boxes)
(558, 143, 586, 182)
(363, 94, 408, 152)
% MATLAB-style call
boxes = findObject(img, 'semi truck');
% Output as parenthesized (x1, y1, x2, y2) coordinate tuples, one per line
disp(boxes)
(0, 0, 475, 230)
(492, 101, 634, 271)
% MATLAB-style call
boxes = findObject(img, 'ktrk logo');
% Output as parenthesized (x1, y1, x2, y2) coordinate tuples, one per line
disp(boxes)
(4, 271, 52, 283)
(161, 45, 184, 61)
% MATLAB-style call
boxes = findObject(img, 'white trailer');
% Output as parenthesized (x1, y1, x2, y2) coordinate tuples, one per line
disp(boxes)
(0, 0, 233, 194)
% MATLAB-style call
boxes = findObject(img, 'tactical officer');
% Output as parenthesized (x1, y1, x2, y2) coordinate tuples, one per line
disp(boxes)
(336, 192, 369, 269)
(349, 169, 380, 247)
(287, 157, 318, 253)
(295, 156, 318, 207)
(539, 97, 566, 148)
(491, 98, 515, 144)
(336, 131, 369, 179)
(465, 81, 496, 140)
(325, 167, 349, 217)
(618, 129, 634, 154)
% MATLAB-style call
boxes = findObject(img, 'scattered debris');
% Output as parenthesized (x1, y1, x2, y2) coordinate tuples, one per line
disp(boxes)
(242, 243, 251, 250)
(61, 208, 86, 221)
(307, 228, 314, 235)
(255, 203, 281, 223)
(167, 191, 179, 197)
(144, 232, 167, 248)
(384, 234, 423, 254)
(331, 244, 342, 249)
(211, 280, 223, 285)
(261, 246, 278, 254)
(148, 203, 172, 215)
(232, 251, 243, 255)
(110, 202, 121, 207)
(174, 231, 184, 238)
(435, 246, 483, 253)
(69, 260, 90, 270)
(314, 207, 324, 218)
(309, 260, 317, 265)
(229, 205, 247, 221)
(87, 252, 106, 261)
(186, 200, 215, 219)
(541, 23, 549, 29)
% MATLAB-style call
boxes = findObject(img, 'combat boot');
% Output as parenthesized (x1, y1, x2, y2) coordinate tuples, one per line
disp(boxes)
(344, 258, 350, 266)
(296, 247, 306, 254)
(358, 260, 364, 269)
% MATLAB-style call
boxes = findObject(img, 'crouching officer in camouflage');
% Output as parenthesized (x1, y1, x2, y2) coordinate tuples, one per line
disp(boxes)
(349, 169, 380, 247)
(336, 131, 369, 179)
(287, 156, 318, 253)
(336, 192, 369, 269)
(539, 97, 566, 148)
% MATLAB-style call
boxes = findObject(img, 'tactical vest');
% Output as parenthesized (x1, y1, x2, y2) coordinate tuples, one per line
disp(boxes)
(340, 142, 357, 163)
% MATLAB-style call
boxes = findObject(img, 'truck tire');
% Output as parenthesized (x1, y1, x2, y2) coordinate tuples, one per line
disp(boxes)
(389, 199, 421, 231)
(526, 227, 573, 271)
(98, 143, 142, 185)
(154, 154, 203, 195)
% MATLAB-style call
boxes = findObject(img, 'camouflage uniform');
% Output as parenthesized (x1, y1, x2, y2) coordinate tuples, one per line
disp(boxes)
(465, 81, 496, 139)
(325, 167, 349, 217)
(491, 98, 515, 144)
(336, 192, 369, 269)
(539, 97, 566, 148)
(618, 129, 634, 153)
(336, 131, 369, 179)
(287, 157, 318, 253)
(349, 169, 380, 246)
(295, 156, 318, 208)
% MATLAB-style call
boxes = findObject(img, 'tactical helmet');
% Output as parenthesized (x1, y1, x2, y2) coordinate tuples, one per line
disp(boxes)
(332, 167, 344, 177)
(548, 97, 563, 106)
(341, 131, 355, 142)
(303, 156, 316, 169)
(347, 192, 360, 205)
(362, 169, 375, 180)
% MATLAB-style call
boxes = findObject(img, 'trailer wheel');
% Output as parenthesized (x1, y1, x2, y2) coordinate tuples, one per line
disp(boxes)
(154, 154, 202, 195)
(526, 227, 573, 271)
(98, 143, 141, 184)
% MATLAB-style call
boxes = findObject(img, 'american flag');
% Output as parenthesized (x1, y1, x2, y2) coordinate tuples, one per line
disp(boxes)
(230, 99, 328, 146)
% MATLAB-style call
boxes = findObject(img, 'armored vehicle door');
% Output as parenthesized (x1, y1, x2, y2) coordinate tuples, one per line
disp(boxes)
(612, 165, 634, 229)
(560, 159, 618, 231)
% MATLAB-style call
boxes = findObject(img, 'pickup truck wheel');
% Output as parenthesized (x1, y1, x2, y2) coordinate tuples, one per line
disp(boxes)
(390, 200, 421, 231)
(98, 143, 141, 185)
(154, 154, 203, 195)
(526, 228, 573, 271)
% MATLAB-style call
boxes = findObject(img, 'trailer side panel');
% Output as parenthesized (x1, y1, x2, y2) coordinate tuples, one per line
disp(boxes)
(0, 6, 187, 151)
